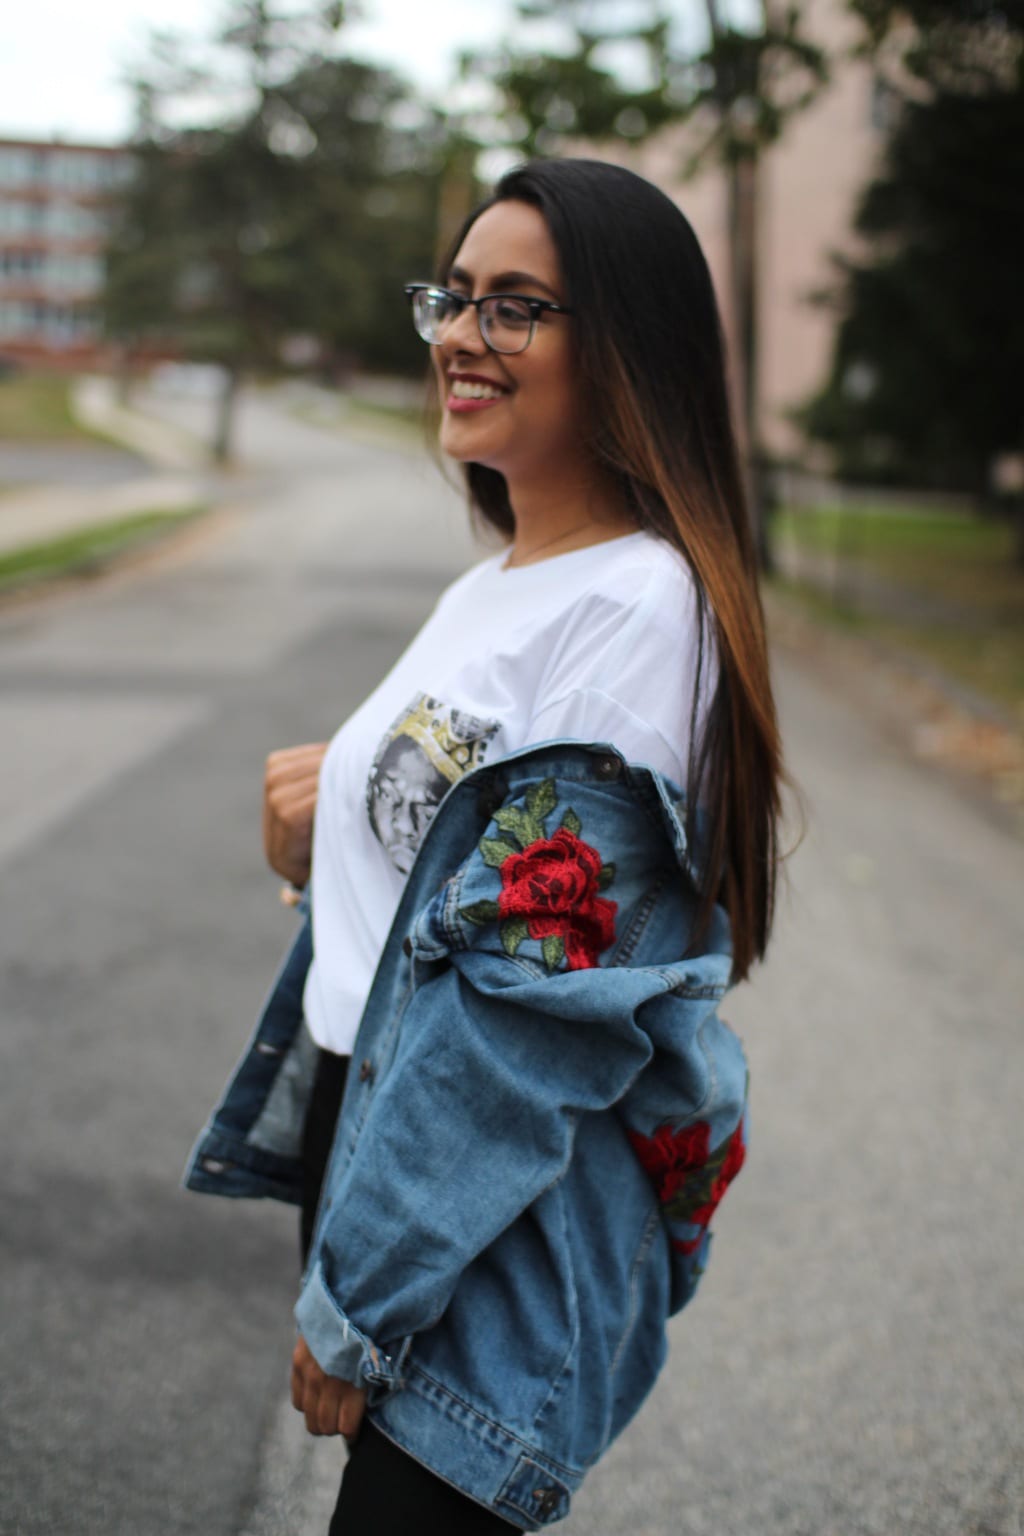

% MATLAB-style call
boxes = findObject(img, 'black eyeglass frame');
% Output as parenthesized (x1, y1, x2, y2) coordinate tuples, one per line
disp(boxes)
(403, 283, 574, 355)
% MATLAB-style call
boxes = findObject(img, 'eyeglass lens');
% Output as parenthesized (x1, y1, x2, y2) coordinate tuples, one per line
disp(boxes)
(412, 290, 534, 354)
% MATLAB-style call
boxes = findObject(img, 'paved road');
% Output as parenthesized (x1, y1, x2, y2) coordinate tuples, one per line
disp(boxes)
(1, 391, 1021, 1536)
(0, 442, 148, 486)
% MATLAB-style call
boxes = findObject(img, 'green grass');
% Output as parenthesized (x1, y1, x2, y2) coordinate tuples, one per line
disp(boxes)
(0, 371, 106, 443)
(775, 503, 1017, 598)
(0, 504, 208, 594)
(772, 503, 1024, 717)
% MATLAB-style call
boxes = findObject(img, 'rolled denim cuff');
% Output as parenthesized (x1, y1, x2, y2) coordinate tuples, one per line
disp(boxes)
(295, 1262, 409, 1401)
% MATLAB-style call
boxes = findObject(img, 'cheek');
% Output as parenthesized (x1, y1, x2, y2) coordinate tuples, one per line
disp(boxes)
(525, 352, 582, 438)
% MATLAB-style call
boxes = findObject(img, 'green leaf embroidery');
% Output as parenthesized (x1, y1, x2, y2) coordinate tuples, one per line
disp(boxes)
(662, 1139, 732, 1221)
(501, 917, 529, 956)
(479, 837, 517, 868)
(664, 1177, 713, 1223)
(525, 777, 557, 821)
(492, 806, 529, 846)
(597, 862, 616, 890)
(459, 899, 500, 925)
(541, 934, 566, 971)
(560, 807, 582, 835)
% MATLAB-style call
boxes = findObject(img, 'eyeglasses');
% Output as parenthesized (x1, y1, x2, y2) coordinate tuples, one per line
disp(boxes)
(404, 283, 573, 355)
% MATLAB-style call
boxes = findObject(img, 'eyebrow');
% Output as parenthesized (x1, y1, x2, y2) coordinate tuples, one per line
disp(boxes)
(448, 264, 562, 302)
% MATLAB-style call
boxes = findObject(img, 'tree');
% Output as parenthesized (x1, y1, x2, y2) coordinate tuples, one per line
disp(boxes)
(803, 0, 1024, 513)
(104, 1, 461, 459)
(460, 1, 828, 565)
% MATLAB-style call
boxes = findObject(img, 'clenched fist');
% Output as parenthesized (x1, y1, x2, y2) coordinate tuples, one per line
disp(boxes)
(290, 1333, 367, 1440)
(262, 742, 328, 887)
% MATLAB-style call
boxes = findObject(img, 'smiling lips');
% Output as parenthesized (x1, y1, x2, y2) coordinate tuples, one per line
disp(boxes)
(445, 373, 510, 413)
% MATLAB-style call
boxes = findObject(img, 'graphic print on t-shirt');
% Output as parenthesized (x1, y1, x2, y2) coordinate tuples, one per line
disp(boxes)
(366, 693, 501, 874)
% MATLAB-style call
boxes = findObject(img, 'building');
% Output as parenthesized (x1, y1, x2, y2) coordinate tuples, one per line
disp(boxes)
(0, 137, 133, 367)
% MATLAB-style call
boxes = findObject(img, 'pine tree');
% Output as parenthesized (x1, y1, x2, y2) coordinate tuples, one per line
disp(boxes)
(103, 2, 461, 459)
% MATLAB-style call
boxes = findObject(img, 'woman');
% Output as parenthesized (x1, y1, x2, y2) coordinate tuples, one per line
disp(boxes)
(188, 157, 783, 1532)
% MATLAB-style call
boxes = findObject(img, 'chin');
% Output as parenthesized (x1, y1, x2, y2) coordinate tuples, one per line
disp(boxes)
(439, 422, 503, 469)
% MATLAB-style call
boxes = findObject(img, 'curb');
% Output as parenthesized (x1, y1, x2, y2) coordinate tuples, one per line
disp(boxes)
(71, 375, 212, 473)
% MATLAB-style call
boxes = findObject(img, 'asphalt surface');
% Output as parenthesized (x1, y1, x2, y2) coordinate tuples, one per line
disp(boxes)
(0, 443, 148, 486)
(1, 391, 1021, 1536)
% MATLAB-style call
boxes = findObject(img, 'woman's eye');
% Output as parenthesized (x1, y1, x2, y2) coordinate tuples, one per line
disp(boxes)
(493, 299, 531, 326)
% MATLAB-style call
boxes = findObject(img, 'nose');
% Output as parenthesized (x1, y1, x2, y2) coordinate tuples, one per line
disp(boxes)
(439, 300, 486, 356)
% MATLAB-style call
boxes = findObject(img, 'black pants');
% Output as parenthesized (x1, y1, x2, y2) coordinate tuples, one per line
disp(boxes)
(300, 1045, 521, 1535)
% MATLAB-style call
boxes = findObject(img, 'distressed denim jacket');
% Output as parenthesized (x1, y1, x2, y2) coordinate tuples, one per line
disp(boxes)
(184, 739, 749, 1530)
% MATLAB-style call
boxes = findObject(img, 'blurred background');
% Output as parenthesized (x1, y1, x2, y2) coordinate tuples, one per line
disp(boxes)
(1, 3, 1021, 1534)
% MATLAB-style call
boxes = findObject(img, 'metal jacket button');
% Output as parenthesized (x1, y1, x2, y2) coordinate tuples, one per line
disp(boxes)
(359, 1059, 375, 1083)
(402, 935, 414, 957)
(594, 754, 621, 780)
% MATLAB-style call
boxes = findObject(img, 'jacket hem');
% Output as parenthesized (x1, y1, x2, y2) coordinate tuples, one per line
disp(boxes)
(373, 1363, 582, 1530)
(181, 1124, 303, 1204)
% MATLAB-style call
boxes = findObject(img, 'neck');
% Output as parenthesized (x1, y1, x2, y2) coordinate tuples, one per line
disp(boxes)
(502, 464, 636, 568)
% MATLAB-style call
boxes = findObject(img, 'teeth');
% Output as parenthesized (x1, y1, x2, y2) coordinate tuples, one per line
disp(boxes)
(450, 380, 504, 400)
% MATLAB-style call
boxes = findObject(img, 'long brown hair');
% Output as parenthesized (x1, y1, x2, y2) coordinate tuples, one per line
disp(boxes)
(436, 158, 784, 982)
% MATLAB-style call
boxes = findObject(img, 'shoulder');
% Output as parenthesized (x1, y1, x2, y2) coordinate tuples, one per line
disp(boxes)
(572, 532, 697, 612)
(545, 535, 705, 662)
(425, 744, 700, 979)
(529, 536, 715, 783)
(536, 534, 710, 697)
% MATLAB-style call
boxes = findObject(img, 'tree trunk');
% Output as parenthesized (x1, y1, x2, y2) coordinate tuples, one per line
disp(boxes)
(727, 153, 771, 571)
(213, 366, 240, 465)
(114, 343, 135, 408)
(434, 142, 477, 268)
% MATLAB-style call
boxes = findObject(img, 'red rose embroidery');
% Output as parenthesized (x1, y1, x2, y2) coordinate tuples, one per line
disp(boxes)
(628, 1115, 747, 1253)
(498, 826, 617, 970)
(457, 779, 617, 971)
(628, 1121, 711, 1203)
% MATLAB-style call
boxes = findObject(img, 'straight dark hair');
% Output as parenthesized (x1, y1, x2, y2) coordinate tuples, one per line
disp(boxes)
(435, 157, 783, 982)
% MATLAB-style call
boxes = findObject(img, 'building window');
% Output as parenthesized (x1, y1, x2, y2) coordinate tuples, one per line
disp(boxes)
(0, 249, 45, 278)
(0, 148, 34, 186)
(0, 201, 34, 235)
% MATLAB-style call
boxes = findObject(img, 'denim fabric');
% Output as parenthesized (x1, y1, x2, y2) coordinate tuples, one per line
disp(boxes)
(184, 739, 749, 1530)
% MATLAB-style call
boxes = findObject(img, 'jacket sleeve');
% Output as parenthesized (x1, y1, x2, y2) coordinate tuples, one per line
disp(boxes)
(295, 766, 746, 1393)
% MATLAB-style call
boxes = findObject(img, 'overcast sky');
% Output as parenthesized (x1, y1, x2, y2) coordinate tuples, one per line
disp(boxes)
(0, 0, 514, 144)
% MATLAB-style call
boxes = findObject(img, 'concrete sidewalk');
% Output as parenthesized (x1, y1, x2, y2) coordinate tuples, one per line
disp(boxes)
(0, 376, 218, 560)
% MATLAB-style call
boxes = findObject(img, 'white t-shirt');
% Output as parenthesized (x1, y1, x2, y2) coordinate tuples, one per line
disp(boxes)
(303, 528, 717, 1055)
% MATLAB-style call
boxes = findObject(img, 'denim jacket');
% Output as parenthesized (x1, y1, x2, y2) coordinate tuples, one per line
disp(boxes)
(184, 739, 749, 1530)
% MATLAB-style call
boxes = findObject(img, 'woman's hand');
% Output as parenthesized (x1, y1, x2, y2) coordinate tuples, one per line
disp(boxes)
(262, 742, 328, 887)
(290, 1334, 367, 1439)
